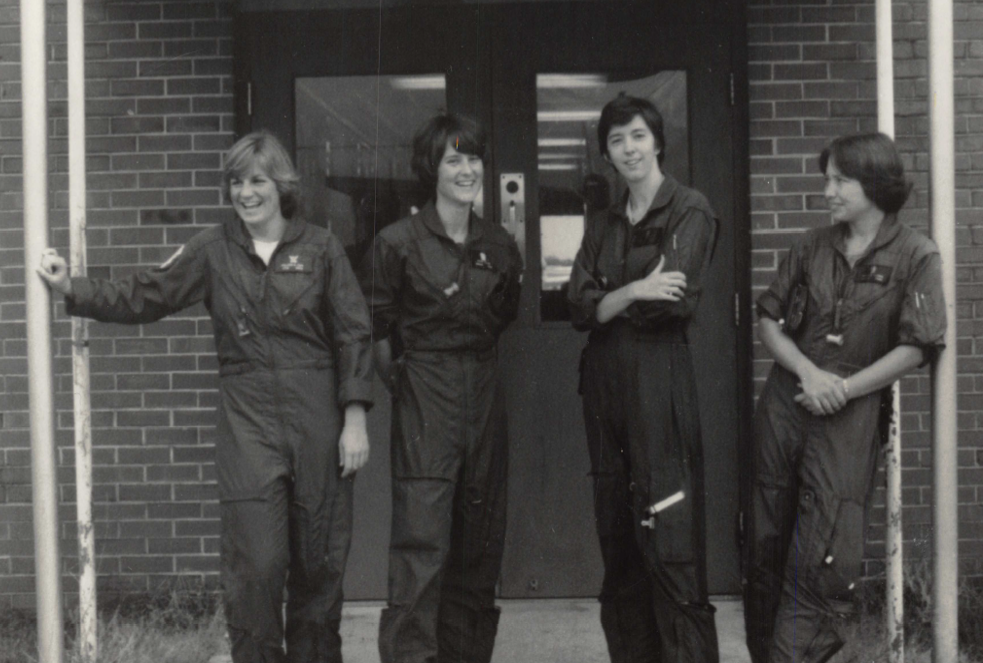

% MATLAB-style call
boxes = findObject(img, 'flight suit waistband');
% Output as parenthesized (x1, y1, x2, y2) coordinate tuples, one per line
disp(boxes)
(218, 357, 335, 377)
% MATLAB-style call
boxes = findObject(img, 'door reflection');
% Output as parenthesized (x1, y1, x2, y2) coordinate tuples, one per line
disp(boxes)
(294, 75, 448, 262)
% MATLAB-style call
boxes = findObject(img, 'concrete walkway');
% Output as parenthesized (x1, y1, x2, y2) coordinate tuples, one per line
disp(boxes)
(211, 597, 751, 663)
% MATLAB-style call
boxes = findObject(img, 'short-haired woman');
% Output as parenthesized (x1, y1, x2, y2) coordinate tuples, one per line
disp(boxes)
(743, 133, 947, 663)
(567, 94, 721, 662)
(360, 113, 522, 663)
(39, 130, 373, 663)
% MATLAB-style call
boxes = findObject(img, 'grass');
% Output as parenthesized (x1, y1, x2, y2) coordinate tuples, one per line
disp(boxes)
(831, 560, 983, 663)
(2, 564, 983, 662)
(0, 587, 226, 663)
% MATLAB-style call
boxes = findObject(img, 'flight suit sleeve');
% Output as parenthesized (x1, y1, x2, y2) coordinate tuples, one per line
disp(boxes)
(489, 236, 523, 327)
(897, 247, 947, 365)
(66, 241, 207, 324)
(626, 207, 717, 325)
(567, 219, 608, 331)
(358, 234, 404, 341)
(756, 235, 807, 323)
(324, 239, 375, 408)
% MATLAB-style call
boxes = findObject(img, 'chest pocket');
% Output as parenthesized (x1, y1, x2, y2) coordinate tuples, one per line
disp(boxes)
(272, 250, 320, 313)
(466, 247, 506, 295)
(850, 263, 897, 313)
(404, 241, 463, 317)
(626, 226, 665, 282)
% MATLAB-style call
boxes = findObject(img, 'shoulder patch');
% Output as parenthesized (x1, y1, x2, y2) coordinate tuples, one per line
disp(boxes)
(159, 245, 185, 270)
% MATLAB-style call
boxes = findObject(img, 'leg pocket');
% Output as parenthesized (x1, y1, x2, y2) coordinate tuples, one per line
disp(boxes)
(816, 498, 865, 603)
(649, 491, 695, 564)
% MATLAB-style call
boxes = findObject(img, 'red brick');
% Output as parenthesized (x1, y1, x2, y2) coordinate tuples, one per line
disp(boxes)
(775, 63, 828, 81)
(164, 40, 219, 58)
(139, 22, 194, 40)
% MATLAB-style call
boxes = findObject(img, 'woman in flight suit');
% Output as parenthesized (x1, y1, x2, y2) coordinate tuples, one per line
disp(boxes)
(567, 94, 720, 663)
(39, 131, 373, 663)
(743, 133, 947, 663)
(360, 114, 522, 663)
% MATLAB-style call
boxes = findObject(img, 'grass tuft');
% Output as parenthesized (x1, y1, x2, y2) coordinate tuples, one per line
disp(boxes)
(831, 559, 983, 663)
(0, 584, 225, 663)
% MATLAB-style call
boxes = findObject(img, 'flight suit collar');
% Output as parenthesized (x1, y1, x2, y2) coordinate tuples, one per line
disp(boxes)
(225, 213, 309, 253)
(832, 213, 901, 261)
(610, 173, 681, 224)
(418, 199, 486, 244)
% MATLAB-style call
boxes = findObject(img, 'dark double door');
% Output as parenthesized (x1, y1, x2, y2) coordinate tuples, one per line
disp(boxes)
(235, 0, 750, 599)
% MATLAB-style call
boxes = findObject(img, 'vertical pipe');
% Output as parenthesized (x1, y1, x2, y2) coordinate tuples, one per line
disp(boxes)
(67, 0, 96, 660)
(20, 1, 66, 662)
(885, 383, 905, 662)
(876, 1, 904, 661)
(927, 0, 959, 661)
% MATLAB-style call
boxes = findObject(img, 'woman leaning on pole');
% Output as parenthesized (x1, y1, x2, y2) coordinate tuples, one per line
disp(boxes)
(742, 133, 947, 663)
(39, 130, 372, 663)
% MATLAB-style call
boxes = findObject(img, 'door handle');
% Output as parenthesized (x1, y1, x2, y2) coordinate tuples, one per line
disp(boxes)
(499, 173, 526, 263)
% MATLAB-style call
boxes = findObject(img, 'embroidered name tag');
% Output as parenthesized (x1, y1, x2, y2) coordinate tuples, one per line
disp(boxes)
(470, 249, 496, 271)
(855, 264, 893, 285)
(631, 226, 664, 248)
(275, 254, 311, 273)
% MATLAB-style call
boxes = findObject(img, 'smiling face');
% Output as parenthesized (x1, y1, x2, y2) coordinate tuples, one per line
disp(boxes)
(824, 157, 877, 223)
(229, 163, 284, 232)
(604, 115, 662, 184)
(435, 140, 484, 208)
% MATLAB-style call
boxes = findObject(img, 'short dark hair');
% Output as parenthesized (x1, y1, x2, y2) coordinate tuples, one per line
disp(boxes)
(223, 130, 302, 219)
(597, 94, 666, 165)
(819, 133, 911, 214)
(411, 113, 487, 194)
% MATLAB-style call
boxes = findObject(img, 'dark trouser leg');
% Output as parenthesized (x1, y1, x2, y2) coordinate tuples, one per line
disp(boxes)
(595, 474, 662, 663)
(768, 395, 881, 663)
(742, 369, 804, 663)
(436, 383, 509, 663)
(632, 342, 718, 663)
(284, 475, 354, 663)
(379, 478, 456, 663)
(221, 482, 291, 663)
(582, 344, 661, 663)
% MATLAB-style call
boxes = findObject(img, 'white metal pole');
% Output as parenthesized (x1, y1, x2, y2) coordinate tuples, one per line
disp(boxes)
(67, 0, 96, 660)
(20, 1, 66, 662)
(875, 1, 904, 661)
(927, 0, 959, 661)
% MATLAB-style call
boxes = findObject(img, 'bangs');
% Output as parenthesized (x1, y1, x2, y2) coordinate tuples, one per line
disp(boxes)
(447, 130, 484, 158)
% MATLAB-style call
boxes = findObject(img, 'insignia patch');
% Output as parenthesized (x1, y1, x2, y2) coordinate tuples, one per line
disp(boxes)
(855, 264, 893, 285)
(470, 250, 496, 271)
(159, 245, 185, 270)
(443, 282, 461, 297)
(275, 254, 311, 273)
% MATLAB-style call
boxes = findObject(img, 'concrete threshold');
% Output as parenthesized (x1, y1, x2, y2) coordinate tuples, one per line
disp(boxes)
(211, 596, 751, 663)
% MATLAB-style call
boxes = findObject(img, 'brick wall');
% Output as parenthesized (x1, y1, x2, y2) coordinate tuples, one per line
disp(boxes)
(748, 0, 983, 577)
(0, 1, 234, 609)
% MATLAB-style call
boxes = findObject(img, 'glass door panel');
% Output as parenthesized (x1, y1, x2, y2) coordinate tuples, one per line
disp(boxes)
(294, 75, 447, 261)
(536, 72, 688, 321)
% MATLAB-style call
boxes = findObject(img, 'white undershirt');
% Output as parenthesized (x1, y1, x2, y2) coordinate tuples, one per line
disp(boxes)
(252, 238, 279, 266)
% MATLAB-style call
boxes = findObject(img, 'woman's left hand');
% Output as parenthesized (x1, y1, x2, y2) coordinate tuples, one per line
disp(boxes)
(339, 404, 370, 477)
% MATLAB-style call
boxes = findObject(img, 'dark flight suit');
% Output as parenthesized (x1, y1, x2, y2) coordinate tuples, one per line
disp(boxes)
(360, 201, 522, 663)
(744, 218, 946, 663)
(66, 216, 373, 663)
(567, 175, 720, 663)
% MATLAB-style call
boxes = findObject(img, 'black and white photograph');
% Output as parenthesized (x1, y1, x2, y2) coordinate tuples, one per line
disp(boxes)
(0, 1, 976, 662)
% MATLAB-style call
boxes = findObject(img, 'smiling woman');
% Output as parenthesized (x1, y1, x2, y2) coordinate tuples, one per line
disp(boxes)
(745, 133, 946, 663)
(37, 130, 374, 663)
(358, 113, 523, 663)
